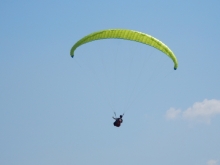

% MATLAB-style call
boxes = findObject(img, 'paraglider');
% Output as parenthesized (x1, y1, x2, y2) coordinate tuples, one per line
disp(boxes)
(70, 29, 179, 128)
(70, 29, 178, 70)
(112, 113, 124, 127)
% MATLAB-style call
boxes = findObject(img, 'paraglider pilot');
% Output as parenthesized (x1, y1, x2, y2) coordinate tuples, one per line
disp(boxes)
(113, 115, 123, 127)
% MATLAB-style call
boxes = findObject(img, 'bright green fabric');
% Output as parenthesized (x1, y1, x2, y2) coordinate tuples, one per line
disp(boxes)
(70, 29, 178, 69)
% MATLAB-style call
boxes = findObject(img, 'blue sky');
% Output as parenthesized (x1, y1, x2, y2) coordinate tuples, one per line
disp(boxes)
(1, 0, 220, 165)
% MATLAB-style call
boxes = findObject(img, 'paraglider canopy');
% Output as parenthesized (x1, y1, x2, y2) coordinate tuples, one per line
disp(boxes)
(70, 29, 178, 70)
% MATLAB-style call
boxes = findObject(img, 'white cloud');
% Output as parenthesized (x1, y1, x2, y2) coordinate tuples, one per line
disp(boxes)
(165, 107, 181, 120)
(207, 159, 218, 165)
(165, 99, 220, 123)
(183, 99, 220, 123)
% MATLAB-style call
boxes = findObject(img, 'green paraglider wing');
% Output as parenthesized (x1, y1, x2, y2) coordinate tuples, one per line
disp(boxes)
(70, 29, 178, 70)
